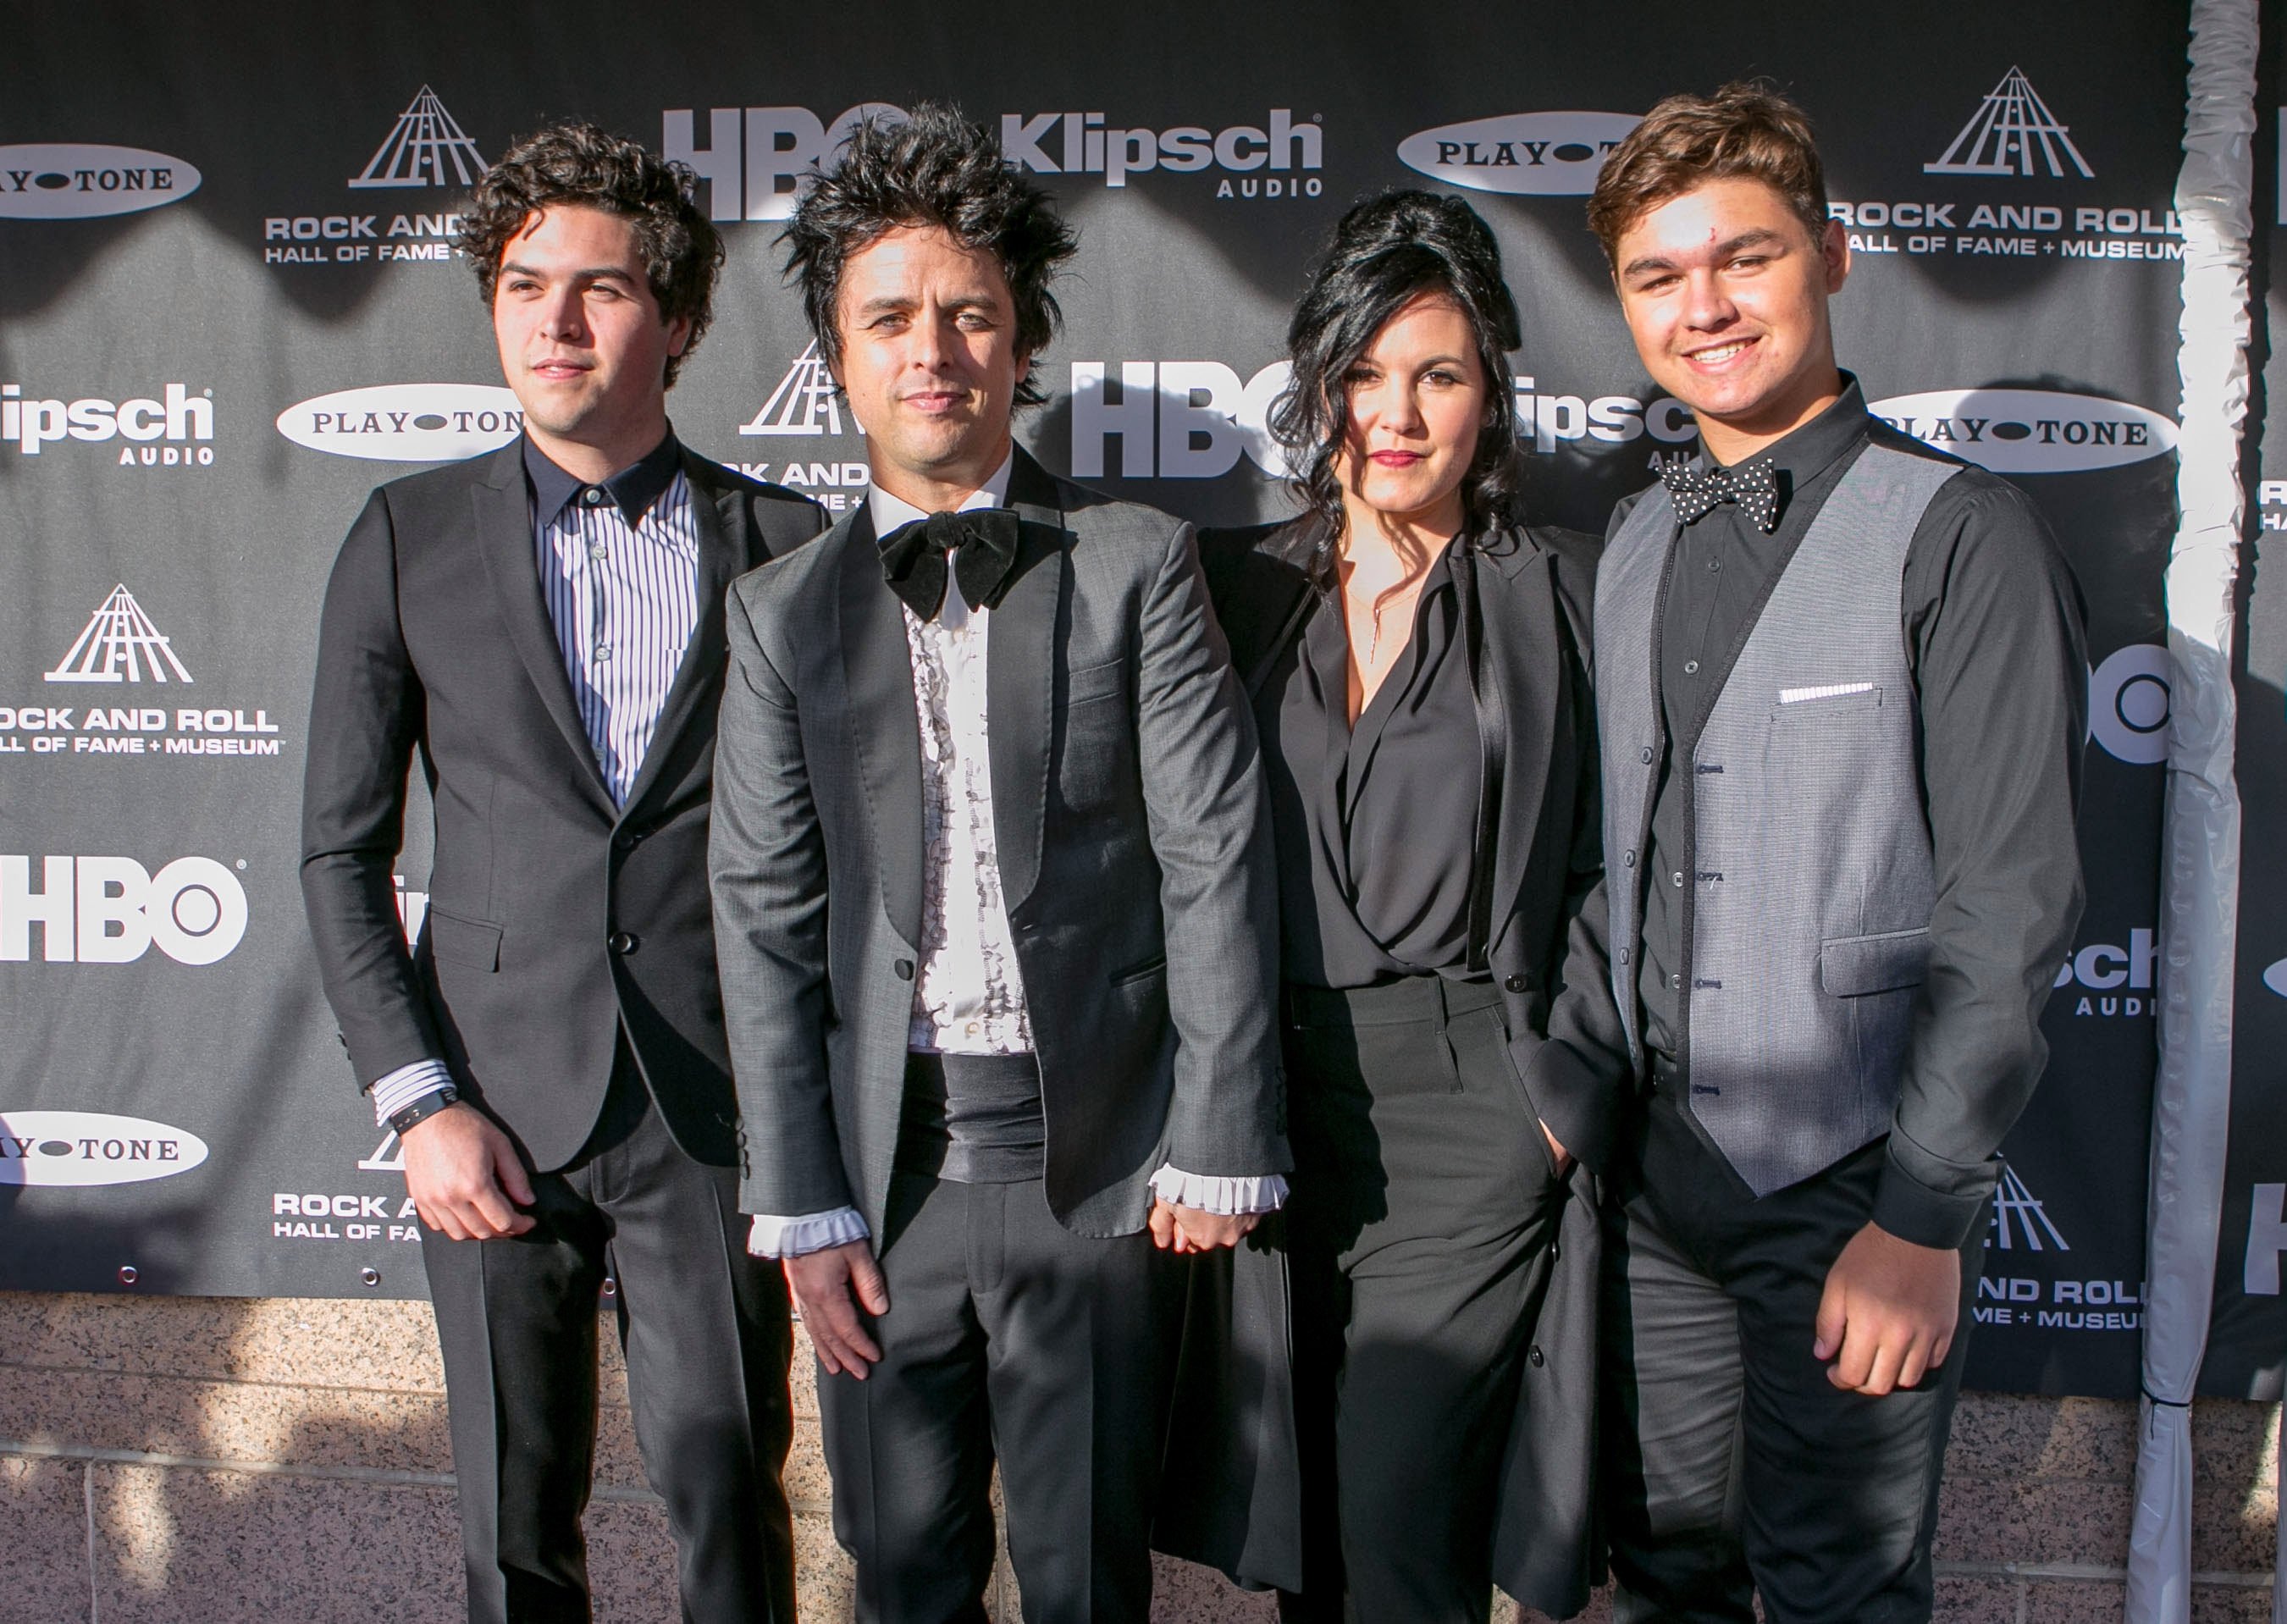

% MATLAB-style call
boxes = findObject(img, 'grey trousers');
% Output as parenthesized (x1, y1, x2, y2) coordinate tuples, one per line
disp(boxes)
(1276, 976, 1567, 1624)
(421, 1059, 797, 1624)
(1600, 1108, 1987, 1624)
(817, 1172, 1183, 1624)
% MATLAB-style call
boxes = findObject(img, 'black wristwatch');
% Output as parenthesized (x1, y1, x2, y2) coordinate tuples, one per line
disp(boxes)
(389, 1086, 461, 1137)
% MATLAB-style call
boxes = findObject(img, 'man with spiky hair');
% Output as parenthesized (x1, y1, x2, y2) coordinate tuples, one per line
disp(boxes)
(302, 121, 822, 1623)
(710, 102, 1290, 1620)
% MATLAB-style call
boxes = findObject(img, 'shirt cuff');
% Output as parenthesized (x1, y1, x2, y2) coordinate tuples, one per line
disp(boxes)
(367, 1058, 454, 1127)
(1148, 1165, 1288, 1216)
(1870, 1128, 2001, 1251)
(746, 1207, 870, 1259)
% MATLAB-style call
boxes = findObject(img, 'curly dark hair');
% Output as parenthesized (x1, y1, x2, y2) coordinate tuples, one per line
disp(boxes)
(1588, 80, 1830, 265)
(779, 102, 1077, 410)
(456, 120, 723, 388)
(1269, 190, 1524, 552)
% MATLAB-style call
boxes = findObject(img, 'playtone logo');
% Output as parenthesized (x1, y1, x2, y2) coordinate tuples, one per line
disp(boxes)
(0, 144, 202, 219)
(0, 1111, 210, 1188)
(0, 855, 248, 965)
(1869, 388, 2176, 474)
(1396, 112, 1640, 196)
(277, 384, 523, 461)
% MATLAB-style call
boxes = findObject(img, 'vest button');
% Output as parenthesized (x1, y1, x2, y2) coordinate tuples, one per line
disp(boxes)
(609, 931, 639, 955)
(1618, 949, 1631, 965)
(1505, 974, 1527, 993)
(1671, 871, 1685, 887)
(1528, 1345, 1545, 1368)
(1639, 747, 1654, 764)
(894, 958, 915, 981)
(1622, 850, 1636, 868)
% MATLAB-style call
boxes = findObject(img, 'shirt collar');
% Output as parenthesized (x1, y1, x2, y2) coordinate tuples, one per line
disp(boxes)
(866, 449, 1015, 538)
(523, 428, 683, 529)
(1703, 371, 1869, 487)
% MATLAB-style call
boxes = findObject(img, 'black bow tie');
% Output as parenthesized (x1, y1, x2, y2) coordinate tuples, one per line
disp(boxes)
(1658, 456, 1782, 533)
(877, 508, 1021, 621)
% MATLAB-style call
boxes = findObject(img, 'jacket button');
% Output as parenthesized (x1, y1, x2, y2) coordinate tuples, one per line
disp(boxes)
(1505, 973, 1527, 993)
(1529, 1345, 1545, 1368)
(610, 931, 639, 955)
(894, 958, 914, 981)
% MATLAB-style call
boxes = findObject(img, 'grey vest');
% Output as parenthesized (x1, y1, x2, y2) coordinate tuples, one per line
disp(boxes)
(1597, 444, 1958, 1195)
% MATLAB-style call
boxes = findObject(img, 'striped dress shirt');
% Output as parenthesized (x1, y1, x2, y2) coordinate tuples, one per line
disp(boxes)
(367, 432, 699, 1127)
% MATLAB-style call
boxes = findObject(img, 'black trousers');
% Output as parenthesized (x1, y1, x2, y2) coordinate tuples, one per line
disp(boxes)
(421, 1055, 796, 1624)
(1276, 976, 1567, 1624)
(816, 1171, 1183, 1624)
(1600, 1102, 1987, 1624)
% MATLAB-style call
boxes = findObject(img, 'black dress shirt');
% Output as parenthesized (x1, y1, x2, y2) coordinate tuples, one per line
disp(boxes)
(1616, 377, 2089, 1247)
(1264, 546, 1483, 989)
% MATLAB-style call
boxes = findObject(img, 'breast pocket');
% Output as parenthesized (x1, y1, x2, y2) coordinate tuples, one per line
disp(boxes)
(1771, 682, 1885, 721)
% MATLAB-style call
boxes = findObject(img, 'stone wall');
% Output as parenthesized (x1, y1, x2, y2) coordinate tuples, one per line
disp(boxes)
(1, 1293, 2274, 1621)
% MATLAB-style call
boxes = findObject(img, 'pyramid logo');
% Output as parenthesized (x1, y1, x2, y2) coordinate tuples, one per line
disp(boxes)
(739, 341, 854, 438)
(45, 584, 193, 684)
(1987, 1164, 2070, 1251)
(348, 86, 488, 190)
(358, 1129, 406, 1174)
(1925, 68, 2094, 180)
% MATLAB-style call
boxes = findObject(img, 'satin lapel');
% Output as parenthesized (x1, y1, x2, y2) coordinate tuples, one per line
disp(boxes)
(837, 504, 926, 949)
(619, 456, 747, 818)
(467, 445, 616, 817)
(989, 450, 1067, 917)
(1483, 541, 1559, 958)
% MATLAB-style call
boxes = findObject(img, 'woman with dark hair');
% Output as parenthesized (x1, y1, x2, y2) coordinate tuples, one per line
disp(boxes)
(1201, 190, 1627, 1621)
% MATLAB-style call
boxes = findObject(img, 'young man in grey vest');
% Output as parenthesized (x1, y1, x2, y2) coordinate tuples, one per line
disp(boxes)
(1583, 85, 2087, 1621)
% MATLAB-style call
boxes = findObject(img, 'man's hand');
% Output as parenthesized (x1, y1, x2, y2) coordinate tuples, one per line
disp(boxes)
(401, 1103, 536, 1240)
(785, 1240, 890, 1378)
(1813, 1221, 1962, 1395)
(1540, 1119, 1574, 1177)
(1147, 1200, 1263, 1254)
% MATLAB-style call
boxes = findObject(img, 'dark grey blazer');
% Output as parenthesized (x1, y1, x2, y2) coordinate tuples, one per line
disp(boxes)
(1196, 515, 1631, 1616)
(300, 439, 826, 1172)
(709, 448, 1286, 1240)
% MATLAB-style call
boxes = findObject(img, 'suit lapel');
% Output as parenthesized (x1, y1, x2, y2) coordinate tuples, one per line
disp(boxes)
(619, 452, 748, 818)
(1481, 535, 1559, 959)
(837, 503, 927, 949)
(988, 450, 1069, 919)
(467, 444, 616, 818)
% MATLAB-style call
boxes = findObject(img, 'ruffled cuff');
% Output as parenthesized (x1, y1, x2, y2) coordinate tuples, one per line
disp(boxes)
(746, 1207, 870, 1259)
(367, 1058, 453, 1126)
(1148, 1165, 1288, 1216)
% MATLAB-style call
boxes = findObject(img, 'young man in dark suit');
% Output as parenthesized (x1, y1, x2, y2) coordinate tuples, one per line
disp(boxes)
(301, 122, 823, 1623)
(709, 104, 1290, 1621)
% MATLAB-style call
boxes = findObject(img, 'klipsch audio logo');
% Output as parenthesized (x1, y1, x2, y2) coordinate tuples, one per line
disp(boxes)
(2055, 927, 2157, 1018)
(277, 383, 523, 461)
(1869, 389, 2176, 474)
(0, 145, 202, 219)
(3, 383, 215, 469)
(1395, 112, 1640, 196)
(263, 86, 484, 266)
(1000, 108, 1323, 199)
(0, 855, 249, 964)
(0, 1112, 209, 1187)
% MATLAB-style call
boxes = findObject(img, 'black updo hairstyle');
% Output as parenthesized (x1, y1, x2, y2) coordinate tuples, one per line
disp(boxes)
(1268, 189, 1525, 563)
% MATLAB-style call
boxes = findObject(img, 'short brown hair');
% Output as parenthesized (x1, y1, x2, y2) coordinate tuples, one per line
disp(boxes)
(1587, 82, 1830, 266)
(457, 120, 723, 388)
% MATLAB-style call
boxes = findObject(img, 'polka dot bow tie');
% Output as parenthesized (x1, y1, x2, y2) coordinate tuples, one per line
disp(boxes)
(1657, 455, 1782, 533)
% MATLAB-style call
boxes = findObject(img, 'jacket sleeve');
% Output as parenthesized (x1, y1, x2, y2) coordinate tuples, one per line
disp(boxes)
(1134, 522, 1289, 1179)
(299, 489, 445, 1092)
(709, 576, 854, 1218)
(1513, 545, 1634, 1174)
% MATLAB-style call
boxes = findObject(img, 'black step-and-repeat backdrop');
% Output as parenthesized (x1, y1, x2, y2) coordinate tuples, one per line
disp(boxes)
(0, 1, 2201, 1396)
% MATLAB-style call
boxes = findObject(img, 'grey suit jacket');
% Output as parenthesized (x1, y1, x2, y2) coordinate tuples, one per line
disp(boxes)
(710, 448, 1286, 1240)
